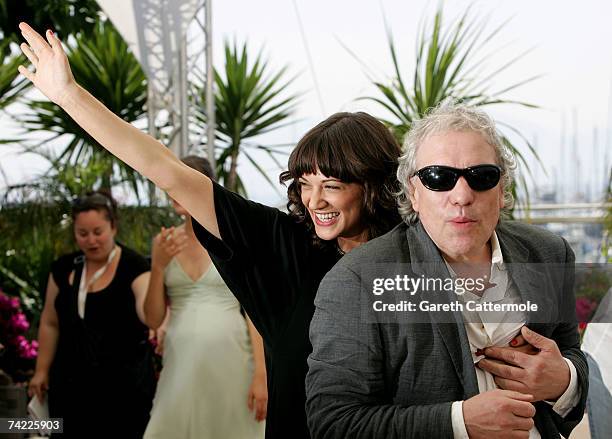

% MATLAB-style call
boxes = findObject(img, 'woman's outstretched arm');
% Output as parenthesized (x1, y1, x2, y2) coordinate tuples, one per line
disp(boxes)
(17, 23, 220, 238)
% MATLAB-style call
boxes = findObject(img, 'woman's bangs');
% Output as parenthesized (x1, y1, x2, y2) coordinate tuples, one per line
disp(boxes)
(290, 138, 357, 182)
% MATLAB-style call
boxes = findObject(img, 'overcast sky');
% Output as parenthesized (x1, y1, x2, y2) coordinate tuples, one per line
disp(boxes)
(2, 0, 611, 207)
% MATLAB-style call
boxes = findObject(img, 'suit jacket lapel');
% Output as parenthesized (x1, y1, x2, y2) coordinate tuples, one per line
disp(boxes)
(496, 224, 552, 328)
(407, 222, 479, 398)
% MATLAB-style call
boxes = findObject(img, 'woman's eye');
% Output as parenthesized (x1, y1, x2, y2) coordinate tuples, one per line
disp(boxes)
(325, 185, 340, 190)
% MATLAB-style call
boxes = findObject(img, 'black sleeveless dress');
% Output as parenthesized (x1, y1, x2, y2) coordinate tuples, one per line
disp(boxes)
(48, 244, 155, 438)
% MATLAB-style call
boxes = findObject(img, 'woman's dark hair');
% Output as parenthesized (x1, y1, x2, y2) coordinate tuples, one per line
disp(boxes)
(279, 112, 402, 248)
(71, 190, 119, 227)
(181, 155, 216, 182)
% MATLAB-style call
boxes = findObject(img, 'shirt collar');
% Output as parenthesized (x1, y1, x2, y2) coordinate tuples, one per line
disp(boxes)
(490, 231, 504, 266)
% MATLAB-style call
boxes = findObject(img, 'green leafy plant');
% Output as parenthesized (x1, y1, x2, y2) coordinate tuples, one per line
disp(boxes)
(353, 6, 542, 207)
(16, 19, 148, 197)
(0, 0, 101, 45)
(193, 40, 299, 194)
(0, 40, 30, 112)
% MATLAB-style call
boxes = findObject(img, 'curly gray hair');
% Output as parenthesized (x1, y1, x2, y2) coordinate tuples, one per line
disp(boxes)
(396, 101, 516, 224)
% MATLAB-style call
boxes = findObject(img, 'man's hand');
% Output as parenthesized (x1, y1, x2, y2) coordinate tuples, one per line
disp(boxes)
(478, 326, 570, 401)
(463, 389, 535, 439)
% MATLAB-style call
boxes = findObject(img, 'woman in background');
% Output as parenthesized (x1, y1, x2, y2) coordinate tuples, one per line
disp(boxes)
(143, 156, 266, 439)
(29, 192, 154, 438)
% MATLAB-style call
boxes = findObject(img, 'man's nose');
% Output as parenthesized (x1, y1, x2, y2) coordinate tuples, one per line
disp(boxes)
(449, 177, 475, 206)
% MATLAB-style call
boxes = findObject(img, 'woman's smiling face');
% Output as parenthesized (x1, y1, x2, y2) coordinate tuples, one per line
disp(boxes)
(299, 169, 367, 252)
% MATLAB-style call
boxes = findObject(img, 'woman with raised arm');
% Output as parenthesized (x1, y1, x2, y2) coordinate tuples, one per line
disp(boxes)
(19, 23, 402, 439)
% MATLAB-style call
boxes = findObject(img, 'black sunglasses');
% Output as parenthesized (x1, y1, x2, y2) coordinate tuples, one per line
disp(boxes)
(413, 164, 501, 192)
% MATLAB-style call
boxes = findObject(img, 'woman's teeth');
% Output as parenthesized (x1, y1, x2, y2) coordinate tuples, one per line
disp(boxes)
(316, 212, 339, 222)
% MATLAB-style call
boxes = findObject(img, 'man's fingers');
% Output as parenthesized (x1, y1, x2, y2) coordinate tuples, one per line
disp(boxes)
(521, 326, 553, 351)
(509, 431, 531, 439)
(501, 390, 534, 402)
(20, 43, 38, 66)
(511, 415, 535, 431)
(19, 22, 49, 53)
(509, 399, 536, 418)
(17, 65, 35, 82)
(483, 346, 530, 367)
(247, 393, 254, 411)
(478, 358, 523, 380)
(509, 343, 540, 356)
(494, 376, 526, 393)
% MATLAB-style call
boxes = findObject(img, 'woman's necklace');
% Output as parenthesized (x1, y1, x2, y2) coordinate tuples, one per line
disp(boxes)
(77, 245, 117, 319)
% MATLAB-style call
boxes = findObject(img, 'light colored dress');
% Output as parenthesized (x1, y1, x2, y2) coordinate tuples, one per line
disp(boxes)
(144, 258, 265, 439)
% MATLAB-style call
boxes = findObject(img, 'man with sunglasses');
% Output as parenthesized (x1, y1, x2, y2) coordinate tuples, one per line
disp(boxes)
(306, 102, 587, 439)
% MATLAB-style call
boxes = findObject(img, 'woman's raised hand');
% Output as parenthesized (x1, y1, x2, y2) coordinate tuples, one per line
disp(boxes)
(18, 22, 77, 107)
(151, 227, 189, 271)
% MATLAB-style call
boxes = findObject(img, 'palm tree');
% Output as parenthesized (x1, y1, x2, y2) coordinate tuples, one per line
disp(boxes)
(356, 7, 542, 206)
(0, 40, 30, 112)
(0, 0, 100, 44)
(16, 19, 148, 197)
(193, 40, 299, 194)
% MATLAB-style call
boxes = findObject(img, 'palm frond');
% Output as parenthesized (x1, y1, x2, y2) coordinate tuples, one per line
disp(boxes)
(193, 40, 299, 194)
(14, 19, 148, 198)
(357, 5, 542, 207)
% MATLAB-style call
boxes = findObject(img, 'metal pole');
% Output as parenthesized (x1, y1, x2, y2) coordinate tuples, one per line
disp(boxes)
(179, 36, 189, 157)
(205, 0, 216, 168)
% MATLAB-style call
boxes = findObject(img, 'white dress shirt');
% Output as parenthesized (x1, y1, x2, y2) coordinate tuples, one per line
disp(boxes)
(448, 232, 581, 439)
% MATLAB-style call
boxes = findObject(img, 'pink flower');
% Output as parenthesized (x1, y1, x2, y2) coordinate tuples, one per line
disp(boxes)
(575, 297, 597, 323)
(12, 335, 28, 349)
(9, 297, 20, 310)
(12, 336, 37, 360)
(8, 313, 29, 333)
(0, 293, 21, 312)
(22, 345, 38, 360)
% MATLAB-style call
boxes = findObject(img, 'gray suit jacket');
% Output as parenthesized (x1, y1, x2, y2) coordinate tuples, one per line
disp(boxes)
(306, 220, 587, 439)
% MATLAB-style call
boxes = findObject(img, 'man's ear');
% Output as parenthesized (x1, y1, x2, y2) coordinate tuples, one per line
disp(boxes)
(408, 177, 419, 212)
(498, 185, 504, 209)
